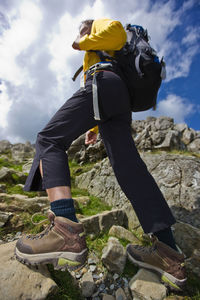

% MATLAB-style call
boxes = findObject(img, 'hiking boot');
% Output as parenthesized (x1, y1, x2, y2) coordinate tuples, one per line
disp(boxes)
(126, 237, 187, 291)
(15, 211, 88, 271)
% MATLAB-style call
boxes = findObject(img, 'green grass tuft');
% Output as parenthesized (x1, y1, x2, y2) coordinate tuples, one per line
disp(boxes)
(76, 195, 111, 216)
(46, 265, 83, 300)
(6, 184, 38, 198)
(0, 157, 23, 171)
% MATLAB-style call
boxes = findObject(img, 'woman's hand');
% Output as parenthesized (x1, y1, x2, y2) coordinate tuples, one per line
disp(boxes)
(85, 130, 97, 145)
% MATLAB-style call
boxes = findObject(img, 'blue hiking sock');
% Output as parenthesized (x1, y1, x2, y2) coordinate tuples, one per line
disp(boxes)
(50, 198, 78, 223)
(154, 227, 178, 251)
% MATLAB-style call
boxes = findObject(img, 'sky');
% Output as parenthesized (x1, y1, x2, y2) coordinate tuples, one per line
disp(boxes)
(0, 0, 200, 143)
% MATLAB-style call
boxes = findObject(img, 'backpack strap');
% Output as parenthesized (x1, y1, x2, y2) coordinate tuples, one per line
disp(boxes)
(72, 65, 83, 81)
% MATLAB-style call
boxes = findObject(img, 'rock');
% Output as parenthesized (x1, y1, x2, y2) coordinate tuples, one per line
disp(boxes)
(109, 225, 139, 243)
(129, 268, 167, 300)
(0, 140, 12, 153)
(81, 214, 101, 235)
(102, 295, 115, 300)
(0, 211, 13, 227)
(172, 222, 200, 257)
(0, 167, 27, 184)
(115, 287, 127, 300)
(123, 204, 140, 229)
(174, 123, 188, 133)
(68, 134, 86, 160)
(101, 237, 126, 274)
(155, 116, 174, 130)
(151, 131, 166, 146)
(90, 265, 96, 272)
(187, 138, 200, 153)
(0, 183, 7, 193)
(68, 134, 107, 163)
(81, 272, 96, 297)
(0, 241, 57, 300)
(181, 128, 195, 145)
(154, 130, 180, 150)
(81, 209, 128, 236)
(11, 141, 35, 162)
(185, 249, 200, 278)
(99, 209, 128, 232)
(76, 153, 200, 229)
(0, 193, 49, 216)
(22, 158, 34, 173)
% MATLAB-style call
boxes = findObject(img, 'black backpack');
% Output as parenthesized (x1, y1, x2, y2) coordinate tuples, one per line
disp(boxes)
(72, 24, 166, 112)
(95, 24, 166, 112)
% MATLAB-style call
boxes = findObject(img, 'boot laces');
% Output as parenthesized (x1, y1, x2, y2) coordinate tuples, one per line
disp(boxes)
(26, 210, 55, 240)
(134, 244, 156, 254)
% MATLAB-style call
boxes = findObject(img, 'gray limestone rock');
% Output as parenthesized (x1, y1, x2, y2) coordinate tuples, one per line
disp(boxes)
(81, 272, 96, 297)
(101, 237, 126, 274)
(0, 140, 12, 153)
(80, 209, 128, 236)
(11, 141, 35, 162)
(0, 211, 13, 227)
(174, 123, 188, 133)
(172, 222, 200, 257)
(181, 128, 195, 145)
(155, 116, 174, 130)
(185, 249, 200, 278)
(0, 241, 57, 300)
(187, 138, 200, 153)
(22, 158, 34, 173)
(76, 153, 200, 229)
(0, 167, 27, 184)
(115, 287, 128, 300)
(129, 268, 167, 300)
(109, 225, 140, 243)
(154, 130, 180, 150)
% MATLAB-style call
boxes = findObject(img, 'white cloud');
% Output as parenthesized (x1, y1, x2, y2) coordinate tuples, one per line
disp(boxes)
(133, 94, 194, 124)
(0, 81, 12, 127)
(0, 1, 42, 85)
(182, 26, 200, 45)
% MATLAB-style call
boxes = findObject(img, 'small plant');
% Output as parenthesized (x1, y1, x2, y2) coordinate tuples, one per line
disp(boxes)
(46, 265, 83, 300)
(77, 195, 111, 216)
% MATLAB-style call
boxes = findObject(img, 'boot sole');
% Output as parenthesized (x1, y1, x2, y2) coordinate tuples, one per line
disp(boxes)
(127, 249, 187, 291)
(15, 247, 88, 272)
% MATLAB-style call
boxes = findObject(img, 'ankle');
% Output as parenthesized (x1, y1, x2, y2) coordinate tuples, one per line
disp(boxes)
(50, 198, 78, 223)
(154, 227, 178, 252)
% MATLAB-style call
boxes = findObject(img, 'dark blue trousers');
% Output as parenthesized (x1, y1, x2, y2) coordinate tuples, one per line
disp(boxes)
(24, 71, 176, 233)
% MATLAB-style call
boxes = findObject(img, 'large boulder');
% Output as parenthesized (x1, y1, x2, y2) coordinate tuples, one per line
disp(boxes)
(0, 140, 12, 153)
(76, 153, 200, 229)
(11, 141, 35, 163)
(0, 241, 57, 300)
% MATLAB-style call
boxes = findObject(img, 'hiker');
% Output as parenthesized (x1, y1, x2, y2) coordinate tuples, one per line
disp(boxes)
(15, 18, 186, 290)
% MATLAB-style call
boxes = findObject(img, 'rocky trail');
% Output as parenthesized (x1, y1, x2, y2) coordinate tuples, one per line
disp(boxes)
(0, 116, 200, 300)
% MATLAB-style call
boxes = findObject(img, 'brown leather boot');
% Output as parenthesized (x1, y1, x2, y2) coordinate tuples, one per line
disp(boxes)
(127, 236, 187, 291)
(15, 211, 88, 271)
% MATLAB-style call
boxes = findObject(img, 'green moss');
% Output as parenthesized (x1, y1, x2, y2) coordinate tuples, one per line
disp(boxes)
(0, 157, 23, 171)
(46, 265, 83, 300)
(71, 187, 89, 197)
(77, 195, 111, 216)
(6, 184, 38, 198)
(86, 231, 110, 257)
